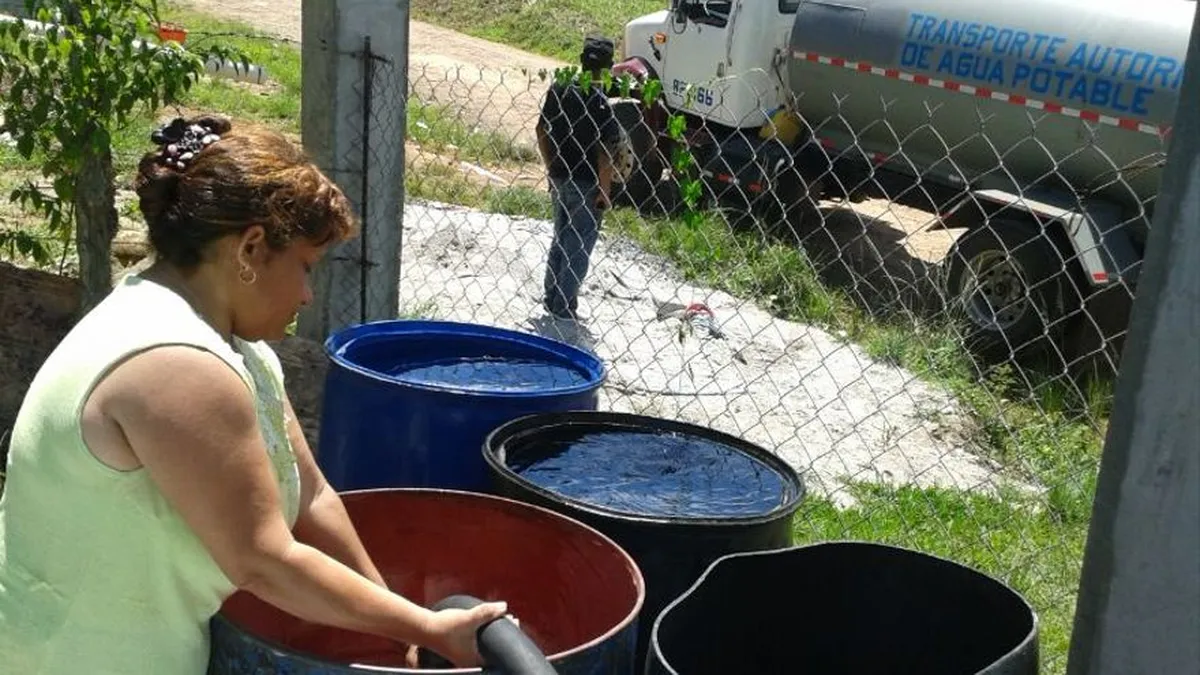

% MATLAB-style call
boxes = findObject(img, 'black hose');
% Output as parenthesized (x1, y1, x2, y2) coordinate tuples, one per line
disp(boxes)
(416, 594, 557, 675)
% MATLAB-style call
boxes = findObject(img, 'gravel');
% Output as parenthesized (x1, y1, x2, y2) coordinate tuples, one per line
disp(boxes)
(399, 200, 1019, 505)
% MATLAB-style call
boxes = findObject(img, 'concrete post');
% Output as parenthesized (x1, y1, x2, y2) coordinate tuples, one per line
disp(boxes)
(1065, 5, 1200, 675)
(297, 0, 409, 341)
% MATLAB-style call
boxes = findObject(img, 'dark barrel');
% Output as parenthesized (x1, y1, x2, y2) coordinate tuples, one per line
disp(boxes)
(647, 543, 1039, 675)
(317, 320, 606, 492)
(483, 411, 806, 672)
(208, 488, 644, 675)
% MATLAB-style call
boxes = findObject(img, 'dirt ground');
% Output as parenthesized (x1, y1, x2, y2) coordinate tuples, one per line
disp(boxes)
(181, 0, 562, 150)
(0, 263, 329, 461)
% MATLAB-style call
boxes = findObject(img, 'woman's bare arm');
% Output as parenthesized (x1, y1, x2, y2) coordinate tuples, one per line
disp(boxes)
(285, 396, 387, 588)
(98, 345, 502, 659)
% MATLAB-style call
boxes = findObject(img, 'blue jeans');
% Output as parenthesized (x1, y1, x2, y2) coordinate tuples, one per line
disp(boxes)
(544, 177, 601, 316)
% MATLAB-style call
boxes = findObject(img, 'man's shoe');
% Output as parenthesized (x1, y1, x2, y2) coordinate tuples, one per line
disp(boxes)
(544, 303, 580, 321)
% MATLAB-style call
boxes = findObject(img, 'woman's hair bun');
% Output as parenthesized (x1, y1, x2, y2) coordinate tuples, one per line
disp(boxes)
(134, 155, 184, 233)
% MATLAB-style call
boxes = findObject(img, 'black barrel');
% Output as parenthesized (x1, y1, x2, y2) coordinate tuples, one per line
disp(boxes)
(483, 411, 806, 672)
(647, 543, 1039, 675)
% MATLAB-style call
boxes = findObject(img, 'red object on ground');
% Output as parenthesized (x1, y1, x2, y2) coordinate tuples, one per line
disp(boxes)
(157, 23, 188, 43)
(216, 489, 644, 667)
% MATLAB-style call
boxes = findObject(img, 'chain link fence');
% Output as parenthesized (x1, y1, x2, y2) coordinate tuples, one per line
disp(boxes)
(0, 12, 1172, 668)
(398, 58, 1162, 672)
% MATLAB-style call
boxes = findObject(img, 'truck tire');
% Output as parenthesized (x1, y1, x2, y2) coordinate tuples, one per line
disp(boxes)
(610, 98, 667, 214)
(944, 220, 1071, 365)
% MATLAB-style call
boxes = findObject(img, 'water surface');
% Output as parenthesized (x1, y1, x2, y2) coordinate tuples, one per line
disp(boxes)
(391, 356, 590, 392)
(510, 429, 789, 518)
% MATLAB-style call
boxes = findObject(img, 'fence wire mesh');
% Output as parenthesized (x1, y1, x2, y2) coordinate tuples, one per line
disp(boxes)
(0, 15, 1170, 669)
(319, 36, 409, 330)
(399, 59, 1162, 672)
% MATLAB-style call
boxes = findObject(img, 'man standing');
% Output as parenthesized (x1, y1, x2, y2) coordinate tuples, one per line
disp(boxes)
(536, 35, 622, 320)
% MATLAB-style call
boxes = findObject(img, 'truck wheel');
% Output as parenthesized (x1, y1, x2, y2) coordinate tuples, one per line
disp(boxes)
(944, 220, 1071, 364)
(610, 99, 667, 214)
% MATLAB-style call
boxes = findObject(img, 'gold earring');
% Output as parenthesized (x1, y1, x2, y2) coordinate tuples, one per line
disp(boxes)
(239, 265, 257, 285)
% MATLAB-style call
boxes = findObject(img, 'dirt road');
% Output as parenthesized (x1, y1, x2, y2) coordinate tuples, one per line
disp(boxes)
(182, 0, 563, 148)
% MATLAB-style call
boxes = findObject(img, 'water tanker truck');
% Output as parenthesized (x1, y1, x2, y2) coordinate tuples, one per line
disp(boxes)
(608, 0, 1196, 363)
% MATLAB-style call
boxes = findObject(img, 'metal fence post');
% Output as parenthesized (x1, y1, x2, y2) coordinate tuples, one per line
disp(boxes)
(297, 0, 409, 342)
(1065, 7, 1200, 675)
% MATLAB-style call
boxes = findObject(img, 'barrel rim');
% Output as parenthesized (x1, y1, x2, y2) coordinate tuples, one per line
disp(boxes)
(211, 487, 646, 674)
(646, 541, 1041, 675)
(482, 411, 807, 527)
(323, 319, 608, 399)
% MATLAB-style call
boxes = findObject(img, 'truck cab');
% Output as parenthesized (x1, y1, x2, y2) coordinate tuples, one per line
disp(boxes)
(621, 0, 800, 131)
(615, 0, 829, 219)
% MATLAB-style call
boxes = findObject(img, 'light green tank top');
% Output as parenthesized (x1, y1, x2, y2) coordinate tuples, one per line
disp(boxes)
(0, 273, 302, 675)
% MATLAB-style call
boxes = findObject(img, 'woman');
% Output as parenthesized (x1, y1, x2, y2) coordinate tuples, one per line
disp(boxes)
(0, 115, 507, 674)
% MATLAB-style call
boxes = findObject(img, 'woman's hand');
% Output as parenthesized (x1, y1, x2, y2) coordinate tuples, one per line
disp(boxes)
(421, 601, 510, 667)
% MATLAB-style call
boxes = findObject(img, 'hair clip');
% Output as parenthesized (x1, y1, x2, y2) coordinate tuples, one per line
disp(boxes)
(151, 117, 222, 171)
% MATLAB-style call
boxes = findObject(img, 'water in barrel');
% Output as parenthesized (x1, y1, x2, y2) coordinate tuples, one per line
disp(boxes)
(389, 356, 592, 392)
(508, 427, 789, 519)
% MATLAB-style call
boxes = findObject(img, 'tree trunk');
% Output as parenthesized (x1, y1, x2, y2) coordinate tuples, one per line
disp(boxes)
(59, 3, 117, 313)
(74, 141, 117, 313)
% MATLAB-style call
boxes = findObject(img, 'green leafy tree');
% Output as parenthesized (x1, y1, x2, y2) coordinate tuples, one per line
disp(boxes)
(0, 0, 241, 310)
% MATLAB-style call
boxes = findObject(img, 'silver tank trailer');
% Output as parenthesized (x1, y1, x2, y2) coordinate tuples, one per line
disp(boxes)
(786, 0, 1194, 228)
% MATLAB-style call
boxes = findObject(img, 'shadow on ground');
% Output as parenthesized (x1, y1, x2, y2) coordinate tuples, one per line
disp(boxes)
(524, 313, 600, 353)
(786, 203, 948, 321)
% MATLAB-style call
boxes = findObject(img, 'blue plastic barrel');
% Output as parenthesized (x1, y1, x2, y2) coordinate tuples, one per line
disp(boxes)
(317, 320, 606, 491)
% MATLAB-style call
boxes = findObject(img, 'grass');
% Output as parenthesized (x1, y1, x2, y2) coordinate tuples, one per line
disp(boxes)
(156, 8, 304, 131)
(409, 101, 539, 166)
(0, 11, 1110, 671)
(412, 0, 665, 62)
(399, 299, 443, 319)
(794, 483, 1089, 672)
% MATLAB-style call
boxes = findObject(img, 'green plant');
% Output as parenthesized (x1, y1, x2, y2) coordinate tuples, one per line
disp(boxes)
(0, 0, 242, 308)
(547, 66, 706, 228)
(399, 299, 440, 319)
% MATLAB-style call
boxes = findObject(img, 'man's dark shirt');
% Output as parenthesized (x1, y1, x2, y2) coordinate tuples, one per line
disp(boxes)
(540, 80, 620, 182)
